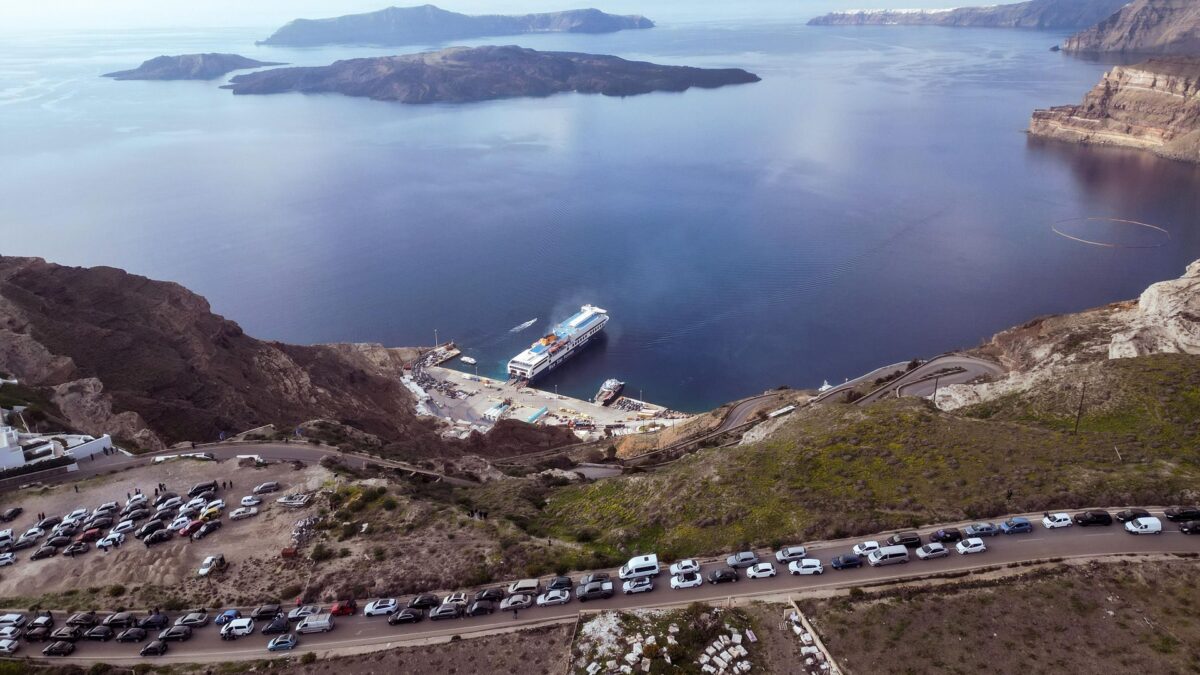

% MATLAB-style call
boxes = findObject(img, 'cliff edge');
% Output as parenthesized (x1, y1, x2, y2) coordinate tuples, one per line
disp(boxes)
(809, 0, 1128, 29)
(1063, 0, 1200, 54)
(103, 53, 284, 81)
(1029, 57, 1200, 163)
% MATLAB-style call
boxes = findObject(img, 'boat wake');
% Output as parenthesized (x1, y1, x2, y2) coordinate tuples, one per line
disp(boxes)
(510, 318, 538, 333)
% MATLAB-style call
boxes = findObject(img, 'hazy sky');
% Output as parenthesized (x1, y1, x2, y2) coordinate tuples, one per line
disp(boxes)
(0, 0, 966, 30)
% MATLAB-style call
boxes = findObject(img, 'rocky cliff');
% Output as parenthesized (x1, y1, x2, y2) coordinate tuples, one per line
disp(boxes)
(259, 4, 653, 47)
(1063, 0, 1200, 54)
(223, 45, 760, 104)
(1029, 57, 1200, 163)
(103, 53, 283, 81)
(0, 257, 575, 456)
(808, 0, 1128, 29)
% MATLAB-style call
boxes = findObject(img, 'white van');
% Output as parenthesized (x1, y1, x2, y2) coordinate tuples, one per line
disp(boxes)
(507, 578, 540, 595)
(618, 554, 661, 580)
(1124, 516, 1163, 535)
(296, 613, 334, 634)
(867, 545, 910, 567)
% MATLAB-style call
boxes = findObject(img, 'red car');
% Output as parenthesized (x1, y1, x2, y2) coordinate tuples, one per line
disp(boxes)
(77, 528, 102, 543)
(180, 520, 204, 537)
(330, 600, 358, 617)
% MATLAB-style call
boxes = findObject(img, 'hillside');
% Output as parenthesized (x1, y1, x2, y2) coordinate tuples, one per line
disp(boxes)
(102, 53, 283, 81)
(1063, 0, 1200, 54)
(223, 46, 760, 104)
(259, 4, 653, 47)
(0, 257, 574, 457)
(808, 0, 1128, 29)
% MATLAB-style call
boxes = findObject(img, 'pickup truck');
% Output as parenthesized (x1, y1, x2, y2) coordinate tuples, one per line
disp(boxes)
(574, 580, 614, 602)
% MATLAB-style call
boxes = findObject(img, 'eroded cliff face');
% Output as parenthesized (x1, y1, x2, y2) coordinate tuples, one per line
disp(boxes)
(936, 259, 1200, 410)
(1029, 58, 1200, 163)
(808, 0, 1128, 29)
(1063, 0, 1200, 54)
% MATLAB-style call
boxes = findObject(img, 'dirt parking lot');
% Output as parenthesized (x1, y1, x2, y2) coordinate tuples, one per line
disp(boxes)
(0, 457, 332, 609)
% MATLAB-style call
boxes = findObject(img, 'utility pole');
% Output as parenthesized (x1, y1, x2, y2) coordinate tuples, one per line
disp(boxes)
(434, 328, 439, 347)
(932, 375, 941, 402)
(1073, 381, 1087, 435)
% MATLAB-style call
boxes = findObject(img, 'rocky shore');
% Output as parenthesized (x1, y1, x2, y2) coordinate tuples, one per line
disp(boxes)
(103, 53, 283, 81)
(222, 46, 760, 104)
(1029, 57, 1200, 163)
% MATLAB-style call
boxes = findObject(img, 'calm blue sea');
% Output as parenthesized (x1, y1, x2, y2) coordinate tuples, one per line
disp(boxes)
(2, 20, 1198, 411)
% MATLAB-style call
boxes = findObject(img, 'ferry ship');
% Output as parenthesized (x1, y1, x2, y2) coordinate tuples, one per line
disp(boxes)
(594, 379, 624, 406)
(507, 305, 609, 381)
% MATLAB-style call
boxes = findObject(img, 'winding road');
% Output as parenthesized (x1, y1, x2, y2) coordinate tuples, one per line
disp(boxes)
(24, 508, 1199, 666)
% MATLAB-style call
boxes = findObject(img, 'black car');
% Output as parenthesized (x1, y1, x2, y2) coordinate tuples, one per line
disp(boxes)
(46, 536, 72, 548)
(102, 612, 138, 628)
(42, 640, 75, 656)
(707, 568, 739, 584)
(65, 612, 96, 627)
(63, 542, 89, 557)
(136, 521, 164, 539)
(466, 600, 496, 617)
(49, 626, 82, 642)
(575, 582, 614, 602)
(154, 492, 180, 507)
(84, 516, 114, 531)
(830, 553, 862, 570)
(139, 613, 170, 630)
(140, 639, 168, 656)
(1165, 506, 1200, 522)
(0, 507, 22, 522)
(252, 604, 282, 620)
(24, 625, 51, 642)
(189, 481, 218, 498)
(261, 614, 290, 635)
(1116, 508, 1151, 523)
(144, 529, 173, 546)
(193, 521, 221, 539)
(84, 625, 114, 641)
(125, 508, 151, 522)
(388, 608, 424, 625)
(174, 612, 209, 628)
(474, 588, 505, 603)
(158, 625, 192, 642)
(408, 594, 441, 610)
(1074, 510, 1113, 527)
(116, 627, 148, 643)
(885, 531, 922, 548)
(37, 516, 62, 530)
(31, 546, 57, 560)
(929, 528, 963, 543)
(547, 576, 573, 591)
(429, 604, 462, 621)
(10, 538, 35, 551)
(1179, 521, 1200, 534)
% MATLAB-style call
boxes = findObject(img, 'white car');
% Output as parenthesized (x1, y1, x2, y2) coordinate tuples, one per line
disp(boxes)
(63, 508, 89, 525)
(500, 594, 532, 611)
(0, 638, 17, 655)
(363, 599, 398, 617)
(670, 572, 703, 590)
(443, 592, 468, 607)
(0, 627, 18, 641)
(110, 520, 135, 535)
(788, 559, 824, 576)
(669, 558, 700, 576)
(126, 494, 147, 507)
(184, 497, 207, 511)
(21, 527, 44, 541)
(97, 533, 125, 550)
(1042, 513, 1073, 529)
(240, 495, 262, 507)
(0, 553, 14, 567)
(956, 538, 987, 555)
(198, 554, 225, 577)
(916, 543, 948, 560)
(168, 516, 191, 532)
(746, 562, 777, 579)
(230, 507, 258, 521)
(622, 577, 653, 594)
(536, 589, 571, 606)
(95, 501, 118, 514)
(775, 546, 807, 563)
(1125, 516, 1163, 535)
(220, 617, 255, 639)
(852, 540, 880, 557)
(207, 499, 227, 512)
(0, 614, 25, 628)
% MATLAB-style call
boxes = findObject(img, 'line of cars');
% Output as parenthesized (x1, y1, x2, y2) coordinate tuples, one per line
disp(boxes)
(0, 481, 284, 567)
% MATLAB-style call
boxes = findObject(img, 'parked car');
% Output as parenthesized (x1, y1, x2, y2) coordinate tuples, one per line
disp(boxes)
(546, 577, 573, 592)
(1001, 517, 1034, 534)
(1074, 510, 1113, 527)
(0, 638, 17, 655)
(1165, 506, 1200, 522)
(622, 577, 654, 594)
(0, 508, 22, 523)
(230, 507, 258, 520)
(31, 546, 57, 561)
(50, 626, 82, 641)
(363, 599, 397, 617)
(1116, 508, 1151, 523)
(429, 604, 461, 621)
(296, 613, 334, 634)
(168, 516, 192, 532)
(261, 614, 290, 635)
(669, 559, 700, 576)
(0, 627, 19, 641)
(578, 572, 610, 586)
(466, 600, 496, 617)
(267, 633, 298, 651)
(174, 612, 209, 628)
(140, 640, 168, 656)
(180, 520, 205, 537)
(83, 518, 111, 532)
(214, 609, 242, 626)
(407, 594, 440, 611)
(42, 640, 75, 656)
(830, 553, 862, 570)
(102, 612, 138, 628)
(885, 531, 922, 548)
(707, 568, 739, 584)
(575, 580, 615, 601)
(746, 562, 777, 579)
(916, 543, 949, 559)
(157, 625, 193, 642)
(111, 520, 136, 535)
(956, 538, 987, 555)
(63, 542, 89, 557)
(136, 521, 164, 539)
(536, 590, 571, 607)
(330, 599, 358, 616)
(788, 559, 824, 575)
(188, 481, 218, 498)
(84, 625, 114, 641)
(1042, 512, 1073, 529)
(220, 618, 255, 640)
(124, 508, 151, 523)
(138, 613, 170, 630)
(775, 546, 808, 563)
(240, 495, 262, 507)
(0, 614, 21, 629)
(144, 529, 173, 546)
(388, 608, 424, 625)
(254, 481, 281, 494)
(65, 612, 96, 628)
(157, 497, 183, 511)
(46, 536, 71, 548)
(671, 572, 703, 589)
(1180, 520, 1200, 534)
(852, 541, 881, 556)
(500, 594, 533, 611)
(0, 553, 14, 567)
(10, 538, 35, 551)
(1125, 516, 1164, 535)
(116, 627, 147, 643)
(964, 522, 999, 537)
(726, 551, 759, 568)
(288, 605, 321, 622)
(97, 533, 125, 550)
(193, 521, 222, 539)
(198, 554, 226, 577)
(154, 493, 179, 507)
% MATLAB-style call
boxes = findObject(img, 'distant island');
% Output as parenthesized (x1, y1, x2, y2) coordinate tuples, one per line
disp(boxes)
(809, 0, 1127, 29)
(259, 4, 654, 47)
(222, 46, 759, 104)
(1063, 0, 1200, 54)
(103, 53, 284, 81)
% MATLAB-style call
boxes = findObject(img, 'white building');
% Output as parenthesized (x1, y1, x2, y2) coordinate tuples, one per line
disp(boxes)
(0, 424, 112, 470)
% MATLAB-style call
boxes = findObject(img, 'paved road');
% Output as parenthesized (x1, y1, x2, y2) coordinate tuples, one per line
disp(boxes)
(29, 509, 1200, 666)
(811, 361, 911, 403)
(857, 354, 1005, 404)
(716, 393, 791, 432)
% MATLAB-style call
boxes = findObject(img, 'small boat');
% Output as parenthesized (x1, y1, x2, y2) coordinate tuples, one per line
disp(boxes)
(460, 356, 477, 365)
(594, 378, 625, 406)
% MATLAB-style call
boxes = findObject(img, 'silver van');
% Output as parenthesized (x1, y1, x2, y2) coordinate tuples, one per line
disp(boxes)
(867, 545, 910, 567)
(296, 613, 334, 634)
(507, 578, 540, 595)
